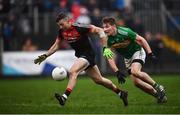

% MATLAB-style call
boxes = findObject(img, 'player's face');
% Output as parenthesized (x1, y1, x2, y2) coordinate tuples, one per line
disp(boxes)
(57, 19, 71, 30)
(103, 23, 116, 36)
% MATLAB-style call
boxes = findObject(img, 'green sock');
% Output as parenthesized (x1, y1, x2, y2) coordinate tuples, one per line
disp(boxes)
(153, 92, 158, 98)
(153, 83, 159, 90)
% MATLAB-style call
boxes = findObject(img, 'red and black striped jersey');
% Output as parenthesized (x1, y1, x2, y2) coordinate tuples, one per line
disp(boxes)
(57, 23, 94, 56)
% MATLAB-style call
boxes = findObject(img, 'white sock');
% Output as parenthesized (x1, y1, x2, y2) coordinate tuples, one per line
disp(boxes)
(62, 94, 67, 99)
(118, 91, 121, 97)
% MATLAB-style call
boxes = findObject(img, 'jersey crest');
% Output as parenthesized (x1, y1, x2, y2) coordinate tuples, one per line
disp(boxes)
(61, 27, 81, 43)
(111, 39, 131, 48)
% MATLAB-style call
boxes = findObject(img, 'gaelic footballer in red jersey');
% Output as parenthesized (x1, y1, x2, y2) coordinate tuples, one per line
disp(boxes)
(34, 13, 128, 106)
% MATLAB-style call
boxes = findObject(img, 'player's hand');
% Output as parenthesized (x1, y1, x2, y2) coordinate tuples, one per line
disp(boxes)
(34, 54, 48, 65)
(103, 47, 113, 58)
(116, 70, 126, 84)
(148, 53, 157, 61)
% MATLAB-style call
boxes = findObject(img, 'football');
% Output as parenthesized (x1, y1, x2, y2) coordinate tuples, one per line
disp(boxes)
(52, 67, 67, 81)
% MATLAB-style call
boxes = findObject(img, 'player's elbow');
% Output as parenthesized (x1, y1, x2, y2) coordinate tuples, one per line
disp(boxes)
(131, 69, 140, 77)
(98, 30, 107, 38)
(136, 35, 145, 46)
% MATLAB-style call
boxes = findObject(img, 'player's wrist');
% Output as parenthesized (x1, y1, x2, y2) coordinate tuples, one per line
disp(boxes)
(103, 47, 107, 51)
(148, 52, 154, 57)
(103, 47, 111, 52)
(148, 52, 152, 55)
(115, 70, 119, 73)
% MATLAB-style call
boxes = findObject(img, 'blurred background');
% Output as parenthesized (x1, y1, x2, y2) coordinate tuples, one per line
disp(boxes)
(0, 0, 180, 77)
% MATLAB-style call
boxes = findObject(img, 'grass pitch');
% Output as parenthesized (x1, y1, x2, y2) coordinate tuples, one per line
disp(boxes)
(0, 75, 180, 114)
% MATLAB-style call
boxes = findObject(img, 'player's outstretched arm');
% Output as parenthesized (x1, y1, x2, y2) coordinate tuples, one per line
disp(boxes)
(90, 25, 113, 58)
(107, 58, 119, 72)
(135, 35, 152, 54)
(135, 35, 157, 60)
(90, 25, 108, 47)
(107, 58, 126, 84)
(34, 38, 60, 65)
(46, 38, 60, 57)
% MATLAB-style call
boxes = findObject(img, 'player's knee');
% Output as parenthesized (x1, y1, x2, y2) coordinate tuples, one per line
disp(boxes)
(94, 78, 103, 85)
(131, 69, 140, 77)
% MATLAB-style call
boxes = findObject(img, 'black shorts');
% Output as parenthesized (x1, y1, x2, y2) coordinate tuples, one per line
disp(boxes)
(75, 51, 96, 68)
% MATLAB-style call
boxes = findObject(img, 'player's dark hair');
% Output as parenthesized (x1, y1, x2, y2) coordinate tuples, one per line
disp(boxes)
(56, 12, 68, 23)
(102, 17, 116, 25)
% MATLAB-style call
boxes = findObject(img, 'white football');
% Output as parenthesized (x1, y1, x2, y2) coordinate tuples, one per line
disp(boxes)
(52, 67, 67, 81)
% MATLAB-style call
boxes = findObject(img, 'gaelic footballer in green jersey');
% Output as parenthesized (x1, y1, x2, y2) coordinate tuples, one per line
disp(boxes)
(102, 17, 167, 103)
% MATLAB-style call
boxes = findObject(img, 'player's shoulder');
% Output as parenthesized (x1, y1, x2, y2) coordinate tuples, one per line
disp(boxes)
(117, 26, 131, 31)
(117, 26, 133, 35)
(72, 22, 91, 29)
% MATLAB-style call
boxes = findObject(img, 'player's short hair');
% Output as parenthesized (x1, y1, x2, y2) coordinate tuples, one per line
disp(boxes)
(102, 17, 116, 25)
(56, 12, 68, 23)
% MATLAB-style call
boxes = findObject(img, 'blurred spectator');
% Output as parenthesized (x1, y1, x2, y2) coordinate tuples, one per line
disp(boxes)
(34, 0, 44, 13)
(59, 0, 68, 11)
(83, 0, 99, 12)
(71, 1, 81, 20)
(43, 0, 55, 12)
(90, 8, 102, 26)
(22, 38, 38, 51)
(124, 0, 132, 9)
(99, 0, 111, 11)
(123, 7, 134, 28)
(146, 32, 164, 73)
(19, 16, 31, 35)
(149, 33, 164, 59)
(2, 14, 16, 51)
(152, 33, 164, 71)
(115, 0, 125, 11)
(22, 0, 32, 14)
(145, 31, 153, 42)
(0, 0, 10, 14)
(133, 17, 145, 36)
(76, 6, 91, 24)
(144, 31, 153, 70)
(0, 19, 2, 36)
(117, 18, 125, 26)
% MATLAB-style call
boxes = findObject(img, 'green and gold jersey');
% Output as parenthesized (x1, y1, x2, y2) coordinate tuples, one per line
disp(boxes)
(107, 26, 141, 59)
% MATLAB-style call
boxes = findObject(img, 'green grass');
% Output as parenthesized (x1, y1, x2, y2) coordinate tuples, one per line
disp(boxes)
(0, 75, 180, 114)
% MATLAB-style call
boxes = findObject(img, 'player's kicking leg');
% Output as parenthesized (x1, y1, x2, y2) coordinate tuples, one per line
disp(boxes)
(86, 65, 128, 106)
(130, 62, 167, 103)
(55, 58, 90, 106)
